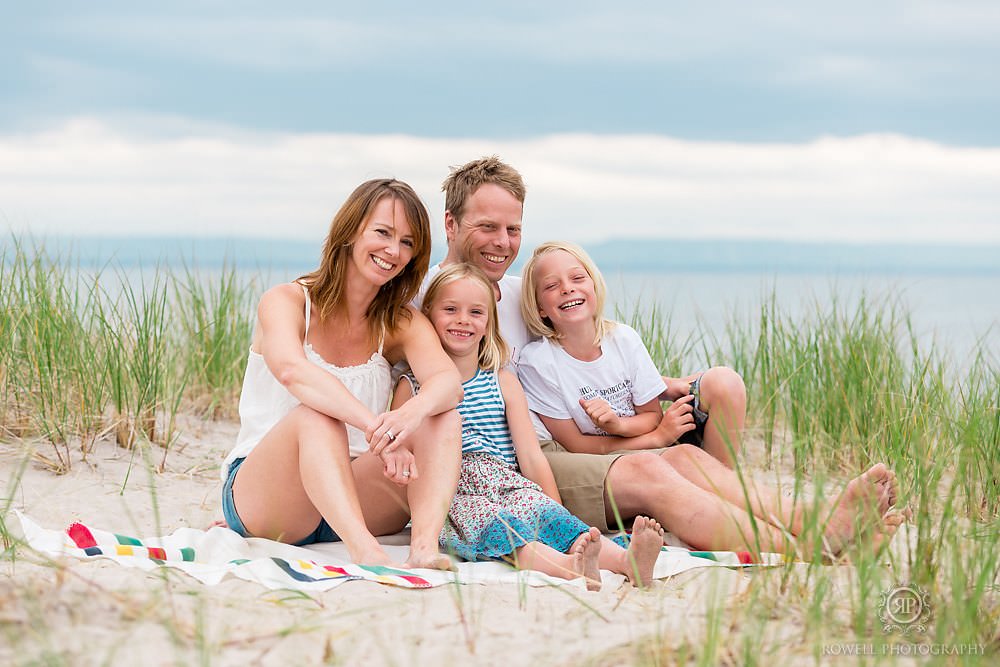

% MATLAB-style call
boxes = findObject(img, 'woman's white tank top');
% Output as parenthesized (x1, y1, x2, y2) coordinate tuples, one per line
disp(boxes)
(221, 285, 393, 479)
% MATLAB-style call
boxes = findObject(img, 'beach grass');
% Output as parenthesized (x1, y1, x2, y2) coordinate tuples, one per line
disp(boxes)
(1, 238, 997, 664)
(1, 239, 256, 471)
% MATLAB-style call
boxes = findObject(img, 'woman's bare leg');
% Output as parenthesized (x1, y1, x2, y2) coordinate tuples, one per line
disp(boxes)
(232, 405, 393, 566)
(352, 410, 462, 570)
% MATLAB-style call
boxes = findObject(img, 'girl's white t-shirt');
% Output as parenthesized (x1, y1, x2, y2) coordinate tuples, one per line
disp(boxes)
(517, 323, 666, 439)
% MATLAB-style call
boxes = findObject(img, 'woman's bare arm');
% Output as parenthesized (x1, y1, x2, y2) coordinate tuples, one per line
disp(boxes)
(368, 307, 462, 453)
(258, 283, 378, 432)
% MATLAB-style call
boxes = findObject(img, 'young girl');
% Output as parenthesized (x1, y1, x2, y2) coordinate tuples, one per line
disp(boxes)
(392, 263, 664, 590)
(517, 241, 907, 559)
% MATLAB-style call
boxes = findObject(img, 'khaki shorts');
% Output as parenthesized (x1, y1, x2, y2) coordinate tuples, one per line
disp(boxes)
(540, 440, 666, 532)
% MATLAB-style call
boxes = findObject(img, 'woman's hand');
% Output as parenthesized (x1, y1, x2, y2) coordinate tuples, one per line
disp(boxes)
(380, 447, 418, 486)
(365, 402, 426, 457)
(656, 393, 697, 444)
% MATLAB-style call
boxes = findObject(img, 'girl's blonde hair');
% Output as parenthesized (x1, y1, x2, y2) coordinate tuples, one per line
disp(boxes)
(521, 241, 615, 345)
(297, 179, 431, 341)
(422, 263, 510, 372)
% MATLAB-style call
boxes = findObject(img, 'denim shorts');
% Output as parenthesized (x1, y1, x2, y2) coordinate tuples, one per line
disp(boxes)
(222, 457, 341, 545)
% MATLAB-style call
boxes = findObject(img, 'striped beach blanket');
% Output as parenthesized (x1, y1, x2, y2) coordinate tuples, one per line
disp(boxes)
(16, 512, 784, 592)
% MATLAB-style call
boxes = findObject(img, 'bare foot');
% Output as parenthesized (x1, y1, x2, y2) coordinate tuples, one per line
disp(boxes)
(885, 469, 900, 509)
(866, 509, 906, 554)
(354, 545, 404, 569)
(822, 463, 897, 556)
(624, 516, 664, 588)
(568, 527, 603, 591)
(404, 548, 456, 571)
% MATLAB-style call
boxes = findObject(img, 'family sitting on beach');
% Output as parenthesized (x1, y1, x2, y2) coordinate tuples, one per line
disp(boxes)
(219, 157, 906, 589)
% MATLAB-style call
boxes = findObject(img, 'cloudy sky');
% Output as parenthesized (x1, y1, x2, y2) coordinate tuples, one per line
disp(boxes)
(2, 1, 999, 247)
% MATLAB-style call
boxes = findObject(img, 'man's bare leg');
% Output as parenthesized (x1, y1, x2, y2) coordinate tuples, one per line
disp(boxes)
(696, 367, 746, 468)
(605, 453, 797, 557)
(607, 452, 901, 560)
(662, 445, 899, 544)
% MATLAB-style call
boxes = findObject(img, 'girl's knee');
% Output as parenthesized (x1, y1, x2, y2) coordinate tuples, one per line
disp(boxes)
(413, 409, 462, 453)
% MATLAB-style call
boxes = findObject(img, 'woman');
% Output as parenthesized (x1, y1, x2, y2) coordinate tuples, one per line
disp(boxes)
(220, 179, 462, 569)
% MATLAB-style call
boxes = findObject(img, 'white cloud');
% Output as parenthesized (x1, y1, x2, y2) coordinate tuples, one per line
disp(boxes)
(2, 117, 998, 247)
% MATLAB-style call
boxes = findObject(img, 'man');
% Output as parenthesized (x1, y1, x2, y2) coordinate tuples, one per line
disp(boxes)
(425, 156, 746, 462)
(419, 157, 900, 555)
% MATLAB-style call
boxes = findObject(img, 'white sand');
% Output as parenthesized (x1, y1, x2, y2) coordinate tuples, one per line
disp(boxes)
(2, 417, 906, 666)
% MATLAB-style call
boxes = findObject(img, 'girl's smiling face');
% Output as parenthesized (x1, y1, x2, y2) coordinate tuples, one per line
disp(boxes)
(533, 249, 599, 333)
(427, 277, 493, 359)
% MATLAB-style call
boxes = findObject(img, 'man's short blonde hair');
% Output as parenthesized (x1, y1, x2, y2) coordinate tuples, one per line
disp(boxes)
(442, 156, 526, 222)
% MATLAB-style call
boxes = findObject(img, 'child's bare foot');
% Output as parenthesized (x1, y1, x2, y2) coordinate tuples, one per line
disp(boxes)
(404, 548, 456, 571)
(626, 516, 664, 588)
(568, 527, 603, 591)
(822, 464, 898, 556)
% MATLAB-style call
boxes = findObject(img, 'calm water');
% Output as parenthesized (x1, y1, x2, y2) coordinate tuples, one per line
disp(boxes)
(603, 270, 999, 371)
(8, 236, 997, 371)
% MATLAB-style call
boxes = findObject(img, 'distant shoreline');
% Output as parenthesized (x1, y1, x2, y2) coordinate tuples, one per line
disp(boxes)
(5, 234, 998, 276)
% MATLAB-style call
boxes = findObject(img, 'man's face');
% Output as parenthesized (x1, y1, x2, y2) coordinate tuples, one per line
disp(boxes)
(445, 183, 523, 283)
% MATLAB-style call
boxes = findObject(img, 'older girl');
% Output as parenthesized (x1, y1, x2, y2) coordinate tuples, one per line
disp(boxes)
(518, 241, 906, 559)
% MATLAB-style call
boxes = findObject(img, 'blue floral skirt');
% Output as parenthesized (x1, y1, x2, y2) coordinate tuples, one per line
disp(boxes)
(441, 452, 622, 562)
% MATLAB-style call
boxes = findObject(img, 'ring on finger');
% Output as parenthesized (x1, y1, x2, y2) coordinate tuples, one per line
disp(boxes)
(386, 429, 396, 441)
(402, 469, 411, 477)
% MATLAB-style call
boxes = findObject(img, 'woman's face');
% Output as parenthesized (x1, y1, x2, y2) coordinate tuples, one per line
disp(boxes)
(349, 196, 415, 287)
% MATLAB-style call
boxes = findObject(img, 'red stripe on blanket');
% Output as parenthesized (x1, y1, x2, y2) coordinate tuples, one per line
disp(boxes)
(148, 547, 167, 560)
(67, 523, 97, 549)
(737, 551, 754, 565)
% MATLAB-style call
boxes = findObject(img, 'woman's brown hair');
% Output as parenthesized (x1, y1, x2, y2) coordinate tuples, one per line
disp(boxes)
(298, 179, 431, 339)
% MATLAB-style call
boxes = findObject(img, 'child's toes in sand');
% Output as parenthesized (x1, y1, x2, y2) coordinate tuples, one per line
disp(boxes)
(569, 527, 603, 591)
(625, 516, 664, 587)
(511, 528, 603, 591)
(600, 515, 664, 588)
